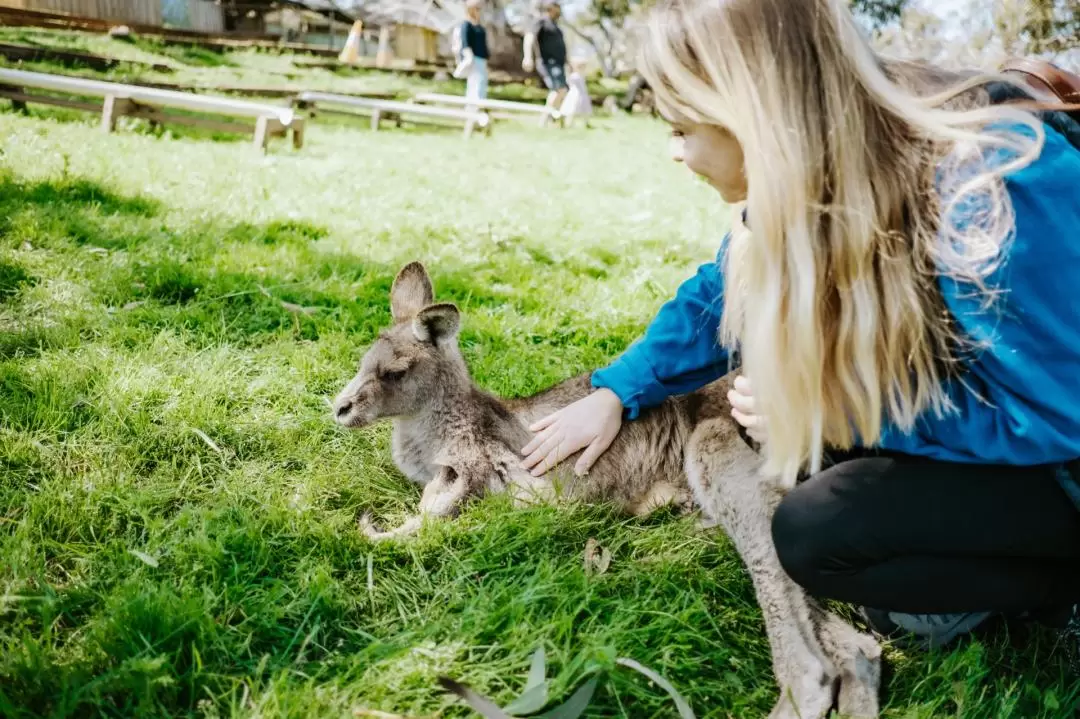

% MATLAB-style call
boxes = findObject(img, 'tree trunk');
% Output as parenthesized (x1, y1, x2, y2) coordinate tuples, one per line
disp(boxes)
(480, 1, 525, 74)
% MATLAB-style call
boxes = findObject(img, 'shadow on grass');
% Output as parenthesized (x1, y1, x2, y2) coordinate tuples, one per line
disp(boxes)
(0, 172, 644, 361)
(2, 178, 1080, 719)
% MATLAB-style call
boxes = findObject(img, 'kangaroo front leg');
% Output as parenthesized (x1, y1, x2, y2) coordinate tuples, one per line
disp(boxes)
(360, 465, 469, 542)
(359, 513, 425, 541)
(811, 604, 881, 718)
(686, 424, 845, 719)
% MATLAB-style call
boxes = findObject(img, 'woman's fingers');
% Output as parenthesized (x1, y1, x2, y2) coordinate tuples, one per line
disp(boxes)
(574, 431, 614, 476)
(520, 427, 557, 466)
(731, 407, 760, 429)
(734, 375, 753, 394)
(521, 430, 567, 472)
(528, 411, 559, 434)
(727, 388, 755, 415)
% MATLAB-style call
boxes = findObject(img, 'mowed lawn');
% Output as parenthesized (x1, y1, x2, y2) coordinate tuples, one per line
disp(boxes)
(0, 97, 1077, 719)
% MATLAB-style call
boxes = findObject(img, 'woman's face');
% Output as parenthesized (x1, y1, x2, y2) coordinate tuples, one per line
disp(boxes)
(668, 120, 748, 203)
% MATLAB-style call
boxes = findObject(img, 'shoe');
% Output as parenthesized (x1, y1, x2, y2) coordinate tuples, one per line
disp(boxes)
(860, 607, 993, 650)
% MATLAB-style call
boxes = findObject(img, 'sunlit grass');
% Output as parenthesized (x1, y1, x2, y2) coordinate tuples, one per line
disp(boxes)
(0, 48, 1077, 719)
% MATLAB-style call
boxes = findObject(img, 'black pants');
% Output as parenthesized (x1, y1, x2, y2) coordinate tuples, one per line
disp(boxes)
(771, 451, 1080, 614)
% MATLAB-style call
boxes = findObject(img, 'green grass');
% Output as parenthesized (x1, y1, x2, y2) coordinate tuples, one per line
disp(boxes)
(0, 53, 1078, 719)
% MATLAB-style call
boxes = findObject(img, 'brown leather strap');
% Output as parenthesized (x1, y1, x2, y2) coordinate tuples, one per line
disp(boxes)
(1001, 57, 1080, 106)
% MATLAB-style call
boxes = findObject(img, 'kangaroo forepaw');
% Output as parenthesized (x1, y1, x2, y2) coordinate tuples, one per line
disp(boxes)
(835, 643, 882, 718)
(768, 677, 837, 719)
(358, 513, 424, 541)
(814, 612, 882, 718)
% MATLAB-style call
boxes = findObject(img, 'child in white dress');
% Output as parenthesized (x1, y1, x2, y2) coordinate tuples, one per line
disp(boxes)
(559, 58, 592, 127)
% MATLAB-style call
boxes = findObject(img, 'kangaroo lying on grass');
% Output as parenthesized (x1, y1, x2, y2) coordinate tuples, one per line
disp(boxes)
(332, 261, 882, 719)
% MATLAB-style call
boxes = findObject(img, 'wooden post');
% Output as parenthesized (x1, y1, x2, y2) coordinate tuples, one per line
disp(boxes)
(375, 25, 392, 68)
(254, 115, 282, 152)
(370, 109, 381, 131)
(101, 94, 133, 133)
(0, 84, 27, 113)
(291, 117, 305, 150)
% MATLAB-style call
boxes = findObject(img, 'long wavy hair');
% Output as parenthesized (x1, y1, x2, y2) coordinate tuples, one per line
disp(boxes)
(639, 0, 1046, 484)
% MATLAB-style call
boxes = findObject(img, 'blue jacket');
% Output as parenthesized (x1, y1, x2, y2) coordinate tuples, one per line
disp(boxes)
(591, 121, 1080, 500)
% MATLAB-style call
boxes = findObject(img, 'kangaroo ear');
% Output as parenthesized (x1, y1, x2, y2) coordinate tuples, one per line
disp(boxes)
(413, 303, 461, 344)
(390, 262, 434, 322)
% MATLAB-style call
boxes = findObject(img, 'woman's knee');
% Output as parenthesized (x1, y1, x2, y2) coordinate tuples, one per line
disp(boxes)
(771, 458, 891, 592)
(771, 483, 834, 590)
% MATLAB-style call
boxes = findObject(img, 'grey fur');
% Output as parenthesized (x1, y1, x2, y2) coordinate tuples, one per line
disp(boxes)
(332, 261, 882, 718)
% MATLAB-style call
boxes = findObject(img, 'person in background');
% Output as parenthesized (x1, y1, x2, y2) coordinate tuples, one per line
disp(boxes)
(559, 57, 592, 127)
(455, 0, 489, 102)
(522, 0, 568, 120)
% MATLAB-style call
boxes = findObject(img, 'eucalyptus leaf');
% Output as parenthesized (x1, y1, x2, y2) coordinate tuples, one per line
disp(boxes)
(615, 658, 696, 719)
(437, 677, 513, 719)
(525, 647, 547, 692)
(503, 683, 549, 716)
(536, 677, 599, 719)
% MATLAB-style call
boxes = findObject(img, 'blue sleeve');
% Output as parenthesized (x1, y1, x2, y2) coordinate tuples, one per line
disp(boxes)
(881, 122, 1080, 465)
(591, 239, 732, 419)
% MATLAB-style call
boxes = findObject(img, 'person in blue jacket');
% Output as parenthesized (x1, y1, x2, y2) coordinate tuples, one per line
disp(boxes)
(520, 0, 1080, 658)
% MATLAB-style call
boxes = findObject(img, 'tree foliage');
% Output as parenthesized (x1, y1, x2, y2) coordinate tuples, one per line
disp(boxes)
(1018, 0, 1080, 55)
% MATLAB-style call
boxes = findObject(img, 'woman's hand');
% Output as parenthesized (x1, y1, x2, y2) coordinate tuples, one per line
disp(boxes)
(727, 375, 767, 445)
(520, 388, 623, 477)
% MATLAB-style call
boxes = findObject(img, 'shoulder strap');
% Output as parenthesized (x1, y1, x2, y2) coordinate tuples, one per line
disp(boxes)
(1000, 57, 1080, 117)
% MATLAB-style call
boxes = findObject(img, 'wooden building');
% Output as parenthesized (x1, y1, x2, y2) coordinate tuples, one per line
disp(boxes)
(0, 0, 164, 25)
(362, 0, 457, 66)
(0, 0, 226, 31)
(162, 0, 224, 32)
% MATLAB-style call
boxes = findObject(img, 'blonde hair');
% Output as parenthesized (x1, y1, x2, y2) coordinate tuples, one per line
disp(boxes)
(639, 0, 1046, 484)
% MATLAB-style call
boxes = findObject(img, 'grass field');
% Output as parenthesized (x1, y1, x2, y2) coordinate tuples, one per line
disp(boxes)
(1, 45, 1079, 719)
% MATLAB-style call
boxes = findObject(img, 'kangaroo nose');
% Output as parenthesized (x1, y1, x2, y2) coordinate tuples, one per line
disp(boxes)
(335, 401, 353, 418)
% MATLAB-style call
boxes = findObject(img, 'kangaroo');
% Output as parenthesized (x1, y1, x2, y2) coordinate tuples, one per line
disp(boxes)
(332, 261, 883, 719)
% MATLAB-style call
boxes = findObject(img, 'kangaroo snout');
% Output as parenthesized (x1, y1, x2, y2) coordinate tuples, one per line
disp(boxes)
(332, 381, 376, 428)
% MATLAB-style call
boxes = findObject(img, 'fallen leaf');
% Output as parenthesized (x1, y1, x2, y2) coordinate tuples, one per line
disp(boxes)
(583, 538, 611, 575)
(437, 677, 512, 719)
(190, 428, 224, 455)
(535, 677, 598, 719)
(128, 549, 159, 568)
(503, 647, 548, 715)
(280, 300, 318, 316)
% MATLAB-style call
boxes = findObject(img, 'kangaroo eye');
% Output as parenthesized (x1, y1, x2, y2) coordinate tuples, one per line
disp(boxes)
(381, 370, 406, 383)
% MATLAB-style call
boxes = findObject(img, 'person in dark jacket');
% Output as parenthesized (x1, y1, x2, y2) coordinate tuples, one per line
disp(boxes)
(456, 0, 489, 101)
(522, 0, 568, 116)
(520, 0, 1080, 668)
